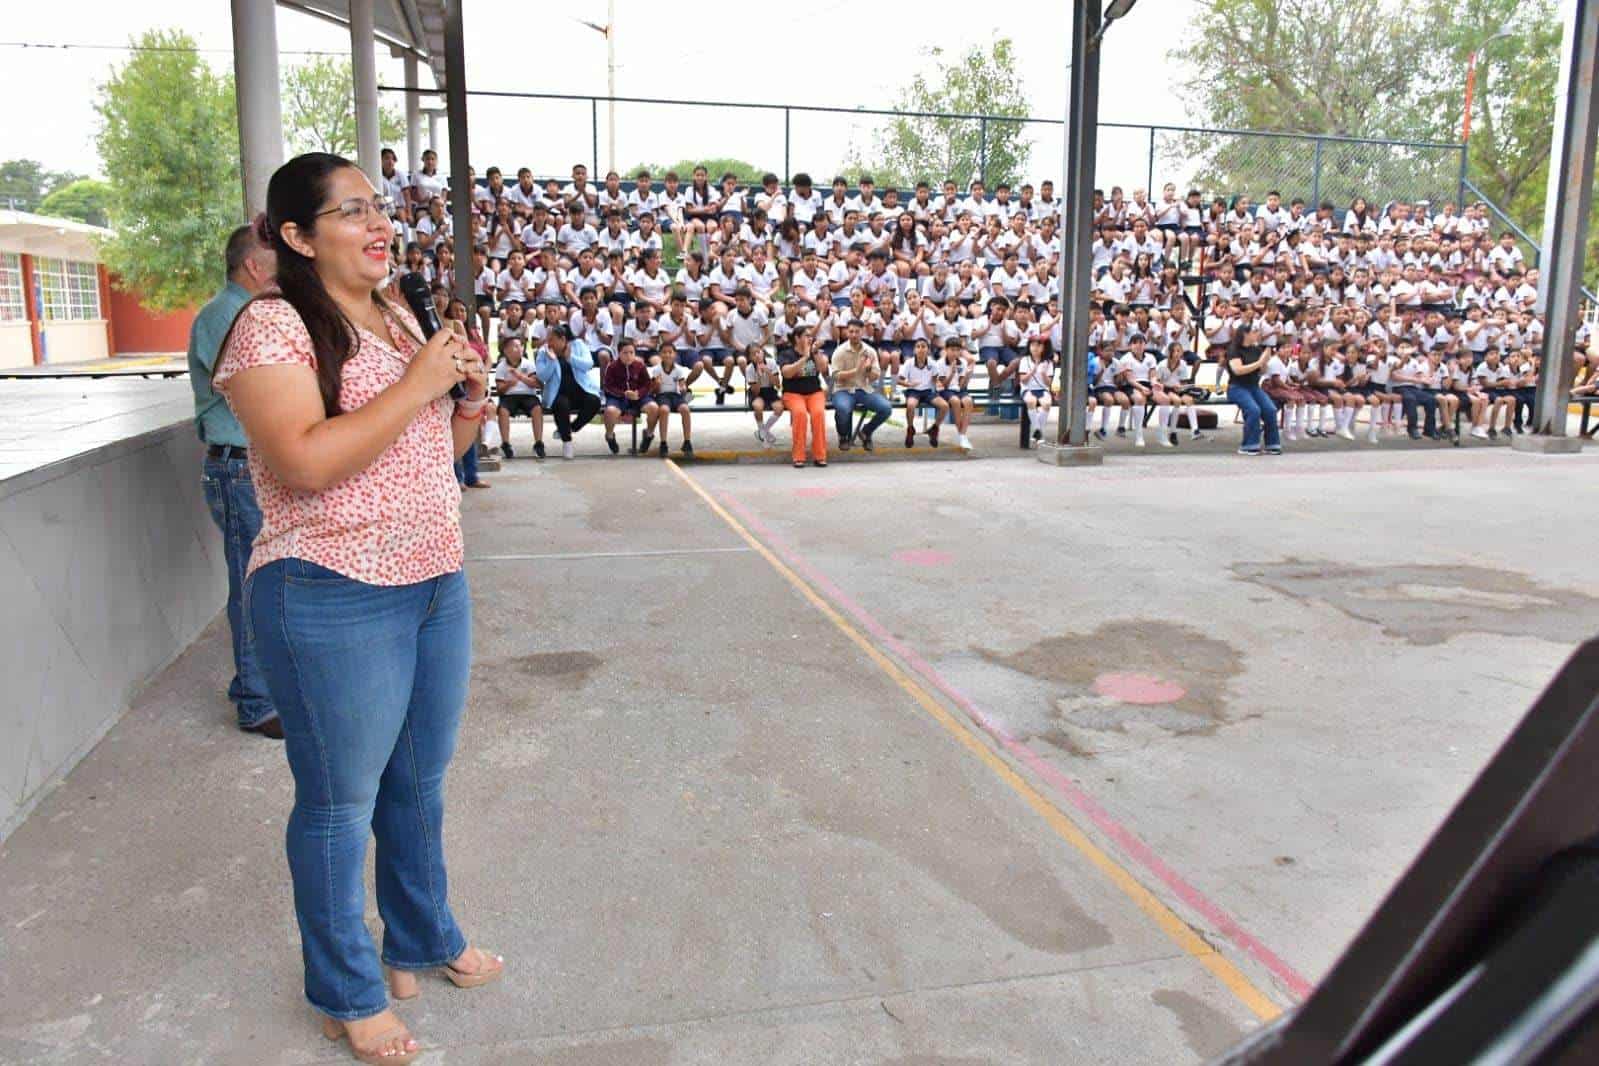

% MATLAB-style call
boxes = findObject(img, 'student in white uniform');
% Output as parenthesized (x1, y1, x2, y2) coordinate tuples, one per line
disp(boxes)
(897, 338, 950, 448)
(1016, 336, 1057, 444)
(1152, 340, 1205, 442)
(645, 346, 696, 457)
(939, 336, 976, 451)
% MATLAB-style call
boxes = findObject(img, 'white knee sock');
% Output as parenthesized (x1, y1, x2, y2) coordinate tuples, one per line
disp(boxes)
(1100, 406, 1112, 431)
(1318, 404, 1331, 431)
(1156, 405, 1171, 430)
(1131, 404, 1146, 440)
(1183, 405, 1198, 431)
(1389, 401, 1403, 425)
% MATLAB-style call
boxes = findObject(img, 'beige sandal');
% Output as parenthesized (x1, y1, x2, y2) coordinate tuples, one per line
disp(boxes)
(388, 947, 505, 1001)
(321, 1014, 421, 1064)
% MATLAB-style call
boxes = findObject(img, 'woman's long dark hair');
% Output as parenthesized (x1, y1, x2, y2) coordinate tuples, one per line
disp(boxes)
(222, 152, 403, 417)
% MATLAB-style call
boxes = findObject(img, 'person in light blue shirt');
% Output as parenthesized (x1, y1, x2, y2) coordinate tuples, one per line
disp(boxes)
(533, 326, 602, 459)
(188, 222, 280, 737)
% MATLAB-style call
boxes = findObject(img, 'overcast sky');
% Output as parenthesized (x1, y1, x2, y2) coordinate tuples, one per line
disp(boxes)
(3, 1, 1196, 188)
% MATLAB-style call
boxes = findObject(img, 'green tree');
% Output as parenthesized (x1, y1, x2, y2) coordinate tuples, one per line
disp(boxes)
(282, 56, 405, 157)
(624, 158, 768, 184)
(848, 38, 1032, 190)
(0, 159, 86, 213)
(37, 179, 114, 227)
(95, 29, 240, 312)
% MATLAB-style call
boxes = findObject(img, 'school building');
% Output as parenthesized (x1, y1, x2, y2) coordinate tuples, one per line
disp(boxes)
(0, 208, 196, 369)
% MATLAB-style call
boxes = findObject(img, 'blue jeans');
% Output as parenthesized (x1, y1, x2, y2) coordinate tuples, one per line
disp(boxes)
(1397, 385, 1438, 435)
(1228, 384, 1281, 452)
(246, 558, 472, 1020)
(833, 388, 891, 442)
(454, 439, 480, 486)
(201, 452, 276, 729)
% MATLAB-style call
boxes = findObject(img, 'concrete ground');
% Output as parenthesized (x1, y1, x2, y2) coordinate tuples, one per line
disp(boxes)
(2, 429, 1596, 1065)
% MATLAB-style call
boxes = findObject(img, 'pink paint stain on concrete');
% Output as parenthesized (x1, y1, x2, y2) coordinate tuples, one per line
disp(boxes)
(892, 548, 954, 568)
(1093, 672, 1187, 705)
(794, 487, 839, 499)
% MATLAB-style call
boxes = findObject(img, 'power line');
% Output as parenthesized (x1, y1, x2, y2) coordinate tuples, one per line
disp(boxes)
(0, 41, 346, 57)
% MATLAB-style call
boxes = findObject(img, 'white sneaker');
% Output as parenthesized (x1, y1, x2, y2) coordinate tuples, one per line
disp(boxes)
(1159, 434, 1174, 447)
(1471, 426, 1489, 439)
(1366, 431, 1380, 444)
(1192, 429, 1204, 440)
(1134, 434, 1146, 448)
(1337, 427, 1355, 441)
(562, 441, 575, 460)
(958, 433, 972, 451)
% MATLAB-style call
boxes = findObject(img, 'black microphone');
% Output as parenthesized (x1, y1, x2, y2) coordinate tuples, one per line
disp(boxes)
(398, 271, 464, 398)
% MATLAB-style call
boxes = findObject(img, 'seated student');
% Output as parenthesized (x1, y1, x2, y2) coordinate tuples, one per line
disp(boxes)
(656, 293, 701, 370)
(1091, 336, 1130, 439)
(747, 345, 785, 447)
(601, 338, 658, 455)
(897, 337, 950, 447)
(493, 336, 546, 459)
(1151, 340, 1205, 443)
(1015, 336, 1057, 445)
(939, 336, 977, 451)
(1506, 349, 1540, 433)
(974, 297, 1023, 412)
(621, 300, 661, 362)
(830, 319, 892, 450)
(716, 287, 770, 404)
(1279, 344, 1324, 440)
(646, 345, 696, 457)
(1310, 338, 1364, 441)
(1427, 351, 1460, 440)
(1450, 350, 1492, 440)
(1470, 347, 1518, 438)
(1113, 332, 1156, 447)
(1356, 340, 1404, 438)
(533, 323, 602, 460)
(1390, 340, 1441, 440)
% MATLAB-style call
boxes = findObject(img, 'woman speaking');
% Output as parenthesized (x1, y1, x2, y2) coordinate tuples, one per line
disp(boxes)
(213, 153, 501, 1064)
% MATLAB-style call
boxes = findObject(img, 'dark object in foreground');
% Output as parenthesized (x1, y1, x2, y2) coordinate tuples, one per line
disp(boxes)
(1214, 638, 1599, 1065)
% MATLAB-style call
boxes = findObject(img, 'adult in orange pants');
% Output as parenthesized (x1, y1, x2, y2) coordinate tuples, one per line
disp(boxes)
(779, 326, 830, 468)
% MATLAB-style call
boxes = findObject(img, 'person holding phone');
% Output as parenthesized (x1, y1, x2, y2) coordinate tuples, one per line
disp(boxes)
(780, 326, 830, 468)
(1226, 324, 1283, 455)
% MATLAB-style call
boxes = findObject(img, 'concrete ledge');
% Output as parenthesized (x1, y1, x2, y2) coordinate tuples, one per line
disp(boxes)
(1511, 434, 1585, 455)
(1034, 442, 1107, 466)
(0, 422, 225, 839)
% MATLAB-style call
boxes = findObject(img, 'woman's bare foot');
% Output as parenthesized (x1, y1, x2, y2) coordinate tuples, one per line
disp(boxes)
(324, 1009, 419, 1062)
(448, 946, 503, 979)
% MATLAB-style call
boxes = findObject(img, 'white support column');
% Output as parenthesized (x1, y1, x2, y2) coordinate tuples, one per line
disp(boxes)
(230, 0, 282, 216)
(404, 53, 422, 179)
(427, 110, 443, 155)
(350, 0, 381, 184)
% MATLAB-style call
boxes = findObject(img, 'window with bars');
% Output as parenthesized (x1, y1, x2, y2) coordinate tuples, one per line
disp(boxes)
(36, 257, 101, 321)
(0, 253, 24, 322)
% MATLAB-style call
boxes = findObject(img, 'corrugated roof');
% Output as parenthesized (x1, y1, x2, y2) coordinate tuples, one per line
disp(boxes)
(278, 0, 447, 90)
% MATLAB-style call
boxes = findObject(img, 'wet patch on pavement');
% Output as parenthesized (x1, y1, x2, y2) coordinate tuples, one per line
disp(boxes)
(977, 621, 1246, 757)
(1231, 559, 1599, 646)
(1152, 987, 1243, 1059)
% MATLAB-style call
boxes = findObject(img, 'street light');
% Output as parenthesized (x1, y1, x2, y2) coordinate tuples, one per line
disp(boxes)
(1091, 0, 1139, 47)
(573, 1, 617, 172)
(1462, 26, 1513, 142)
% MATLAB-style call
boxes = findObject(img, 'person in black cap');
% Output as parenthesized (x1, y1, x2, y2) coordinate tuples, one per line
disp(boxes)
(533, 322, 602, 459)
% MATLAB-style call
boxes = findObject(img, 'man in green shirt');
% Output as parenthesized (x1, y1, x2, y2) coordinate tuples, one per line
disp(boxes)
(189, 223, 280, 737)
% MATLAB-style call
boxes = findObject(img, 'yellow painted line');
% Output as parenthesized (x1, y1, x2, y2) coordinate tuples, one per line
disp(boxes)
(663, 460, 1283, 1021)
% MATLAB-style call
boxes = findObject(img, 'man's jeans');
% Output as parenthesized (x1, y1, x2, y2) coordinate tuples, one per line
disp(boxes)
(1397, 385, 1438, 436)
(833, 388, 891, 442)
(246, 558, 471, 1019)
(201, 452, 276, 728)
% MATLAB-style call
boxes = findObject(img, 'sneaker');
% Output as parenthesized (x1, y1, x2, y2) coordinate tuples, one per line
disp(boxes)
(1116, 426, 1127, 436)
(715, 388, 727, 406)
(1337, 427, 1355, 441)
(1159, 433, 1174, 447)
(839, 437, 852, 452)
(1032, 428, 1043, 442)
(1408, 430, 1422, 440)
(562, 441, 575, 460)
(906, 426, 915, 448)
(533, 441, 546, 459)
(861, 433, 875, 452)
(640, 432, 654, 453)
(1192, 430, 1204, 441)
(1169, 431, 1180, 446)
(1266, 445, 1283, 455)
(929, 424, 940, 448)
(659, 440, 668, 458)
(1095, 428, 1108, 440)
(1134, 435, 1146, 448)
(1488, 427, 1498, 439)
(681, 441, 694, 458)
(606, 434, 620, 455)
(1238, 447, 1262, 455)
(1471, 426, 1489, 439)
(958, 433, 971, 451)
(500, 443, 514, 459)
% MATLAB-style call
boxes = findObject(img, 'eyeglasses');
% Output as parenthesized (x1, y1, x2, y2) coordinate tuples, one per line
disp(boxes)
(316, 196, 395, 223)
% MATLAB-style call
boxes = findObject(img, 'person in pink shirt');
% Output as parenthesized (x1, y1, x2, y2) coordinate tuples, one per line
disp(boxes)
(213, 153, 502, 1064)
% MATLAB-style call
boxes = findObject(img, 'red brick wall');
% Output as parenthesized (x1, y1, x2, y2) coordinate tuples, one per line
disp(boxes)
(106, 276, 196, 355)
